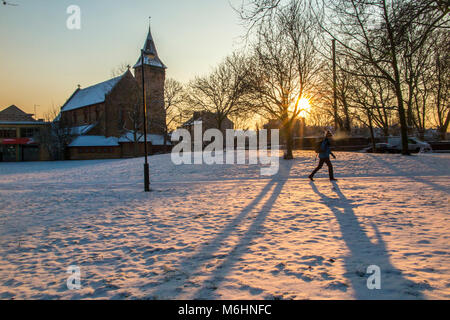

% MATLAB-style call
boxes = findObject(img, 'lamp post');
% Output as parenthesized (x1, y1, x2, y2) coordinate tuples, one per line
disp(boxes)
(141, 48, 155, 192)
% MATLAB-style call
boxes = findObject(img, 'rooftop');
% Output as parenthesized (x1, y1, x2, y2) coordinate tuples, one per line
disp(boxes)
(133, 23, 167, 70)
(0, 105, 40, 123)
(61, 74, 124, 112)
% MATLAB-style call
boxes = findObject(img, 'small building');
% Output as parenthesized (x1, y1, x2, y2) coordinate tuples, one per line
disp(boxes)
(67, 136, 121, 160)
(0, 105, 50, 162)
(182, 111, 234, 135)
(180, 111, 234, 149)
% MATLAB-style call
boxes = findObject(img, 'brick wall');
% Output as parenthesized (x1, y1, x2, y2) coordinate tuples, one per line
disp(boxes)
(69, 146, 121, 160)
(60, 71, 141, 138)
(60, 103, 105, 130)
(104, 71, 141, 137)
(134, 66, 167, 135)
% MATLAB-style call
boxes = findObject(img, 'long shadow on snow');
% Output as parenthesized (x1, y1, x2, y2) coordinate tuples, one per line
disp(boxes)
(149, 160, 293, 299)
(309, 181, 426, 299)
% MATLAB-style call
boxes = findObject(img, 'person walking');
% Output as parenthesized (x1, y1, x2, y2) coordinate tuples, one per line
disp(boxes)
(309, 131, 337, 181)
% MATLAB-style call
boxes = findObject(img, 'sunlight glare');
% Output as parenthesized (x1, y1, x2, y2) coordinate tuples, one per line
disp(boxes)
(298, 97, 311, 118)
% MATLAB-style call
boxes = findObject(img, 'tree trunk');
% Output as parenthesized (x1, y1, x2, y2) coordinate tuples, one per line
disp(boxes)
(407, 106, 414, 128)
(383, 126, 389, 137)
(382, 0, 410, 156)
(439, 129, 447, 140)
(368, 111, 376, 152)
(342, 97, 351, 133)
(395, 84, 411, 155)
(439, 111, 450, 140)
(283, 120, 294, 160)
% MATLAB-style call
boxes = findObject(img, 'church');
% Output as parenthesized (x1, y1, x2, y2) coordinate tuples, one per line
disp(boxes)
(59, 23, 170, 160)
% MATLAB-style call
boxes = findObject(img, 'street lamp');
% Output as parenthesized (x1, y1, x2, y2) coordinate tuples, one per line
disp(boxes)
(141, 48, 155, 192)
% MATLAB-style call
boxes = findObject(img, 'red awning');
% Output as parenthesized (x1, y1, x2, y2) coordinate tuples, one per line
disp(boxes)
(1, 138, 37, 145)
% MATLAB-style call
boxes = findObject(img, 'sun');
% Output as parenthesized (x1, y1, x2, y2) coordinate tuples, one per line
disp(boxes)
(298, 97, 311, 118)
(289, 96, 312, 118)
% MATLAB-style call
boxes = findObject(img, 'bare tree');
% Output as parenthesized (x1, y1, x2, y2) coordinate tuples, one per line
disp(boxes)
(308, 105, 334, 127)
(239, 0, 449, 153)
(429, 30, 450, 139)
(236, 0, 282, 35)
(246, 0, 321, 159)
(162, 78, 189, 147)
(43, 105, 60, 123)
(317, 56, 356, 133)
(120, 100, 145, 157)
(186, 53, 252, 131)
(316, 0, 449, 154)
(165, 78, 188, 131)
(229, 113, 254, 131)
(111, 63, 131, 78)
(41, 107, 71, 160)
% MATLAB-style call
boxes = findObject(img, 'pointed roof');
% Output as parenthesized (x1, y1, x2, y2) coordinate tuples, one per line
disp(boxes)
(61, 73, 126, 112)
(134, 22, 167, 69)
(0, 105, 37, 123)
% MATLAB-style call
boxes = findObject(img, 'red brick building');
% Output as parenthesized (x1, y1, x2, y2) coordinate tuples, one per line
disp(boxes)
(59, 23, 169, 160)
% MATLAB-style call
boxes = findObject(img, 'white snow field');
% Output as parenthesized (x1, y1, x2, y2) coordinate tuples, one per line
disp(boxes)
(0, 151, 449, 300)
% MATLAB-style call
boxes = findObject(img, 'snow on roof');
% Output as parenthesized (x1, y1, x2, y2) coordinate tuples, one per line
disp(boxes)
(69, 136, 119, 147)
(148, 134, 171, 146)
(118, 131, 171, 146)
(133, 23, 167, 70)
(61, 75, 124, 112)
(134, 55, 167, 69)
(182, 119, 203, 127)
(68, 124, 96, 136)
(53, 113, 61, 122)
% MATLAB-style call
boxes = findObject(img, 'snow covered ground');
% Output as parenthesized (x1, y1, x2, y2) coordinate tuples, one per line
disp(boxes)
(0, 151, 449, 300)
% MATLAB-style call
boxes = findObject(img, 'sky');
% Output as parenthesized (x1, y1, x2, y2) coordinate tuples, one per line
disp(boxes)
(0, 0, 245, 118)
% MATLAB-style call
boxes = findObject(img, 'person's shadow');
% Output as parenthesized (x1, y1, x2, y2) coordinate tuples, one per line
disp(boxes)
(309, 181, 427, 299)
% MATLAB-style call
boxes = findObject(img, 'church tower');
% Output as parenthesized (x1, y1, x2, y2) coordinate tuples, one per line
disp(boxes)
(134, 22, 167, 135)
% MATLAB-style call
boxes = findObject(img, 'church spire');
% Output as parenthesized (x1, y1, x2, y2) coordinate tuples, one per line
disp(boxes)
(134, 19, 167, 69)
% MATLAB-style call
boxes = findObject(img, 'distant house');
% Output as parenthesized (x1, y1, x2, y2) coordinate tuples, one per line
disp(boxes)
(0, 105, 49, 162)
(182, 111, 234, 135)
(180, 111, 234, 149)
(59, 23, 170, 160)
